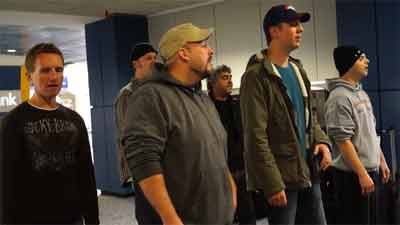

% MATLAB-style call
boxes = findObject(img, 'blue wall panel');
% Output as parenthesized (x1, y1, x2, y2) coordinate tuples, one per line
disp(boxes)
(90, 107, 109, 191)
(86, 22, 105, 107)
(86, 14, 148, 195)
(381, 91, 400, 130)
(376, 1, 400, 90)
(366, 91, 381, 131)
(336, 0, 379, 91)
(0, 66, 20, 90)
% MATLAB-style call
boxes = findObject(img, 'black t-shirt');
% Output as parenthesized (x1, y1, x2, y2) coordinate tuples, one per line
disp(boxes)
(0, 102, 99, 224)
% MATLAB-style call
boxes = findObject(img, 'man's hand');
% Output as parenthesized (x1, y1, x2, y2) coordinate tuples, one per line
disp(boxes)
(313, 143, 332, 171)
(163, 216, 184, 225)
(380, 160, 390, 184)
(358, 172, 375, 196)
(227, 172, 237, 210)
(268, 190, 287, 207)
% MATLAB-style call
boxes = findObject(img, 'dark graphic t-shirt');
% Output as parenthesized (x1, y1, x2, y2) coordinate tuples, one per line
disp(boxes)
(0, 102, 99, 224)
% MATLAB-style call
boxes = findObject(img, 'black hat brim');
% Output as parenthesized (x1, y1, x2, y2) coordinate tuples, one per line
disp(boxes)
(297, 12, 310, 23)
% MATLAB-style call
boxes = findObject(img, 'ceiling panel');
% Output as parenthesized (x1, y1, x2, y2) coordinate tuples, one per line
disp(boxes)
(0, 0, 216, 17)
(0, 25, 85, 63)
(0, 0, 221, 64)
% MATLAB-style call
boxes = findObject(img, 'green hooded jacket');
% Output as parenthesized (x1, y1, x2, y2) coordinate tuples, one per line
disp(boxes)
(240, 49, 331, 198)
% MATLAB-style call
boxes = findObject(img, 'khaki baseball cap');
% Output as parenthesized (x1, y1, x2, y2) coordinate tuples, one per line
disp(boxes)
(159, 23, 213, 61)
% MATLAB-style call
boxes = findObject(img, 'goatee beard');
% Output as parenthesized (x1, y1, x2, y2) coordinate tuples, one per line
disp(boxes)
(192, 63, 214, 80)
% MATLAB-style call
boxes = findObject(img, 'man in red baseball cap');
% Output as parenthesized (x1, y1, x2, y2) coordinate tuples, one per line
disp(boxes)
(241, 4, 331, 225)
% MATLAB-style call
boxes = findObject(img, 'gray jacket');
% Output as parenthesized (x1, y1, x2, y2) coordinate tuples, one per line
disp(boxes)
(122, 70, 234, 224)
(114, 78, 141, 184)
(324, 78, 380, 171)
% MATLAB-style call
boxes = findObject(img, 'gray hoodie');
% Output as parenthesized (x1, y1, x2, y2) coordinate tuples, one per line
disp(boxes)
(122, 69, 234, 224)
(324, 78, 380, 171)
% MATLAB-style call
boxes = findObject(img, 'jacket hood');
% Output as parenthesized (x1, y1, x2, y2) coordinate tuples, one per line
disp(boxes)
(245, 48, 302, 70)
(142, 62, 202, 93)
(326, 78, 361, 92)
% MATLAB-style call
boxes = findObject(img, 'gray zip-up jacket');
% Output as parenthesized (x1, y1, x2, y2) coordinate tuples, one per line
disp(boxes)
(122, 69, 234, 224)
(114, 78, 142, 184)
(324, 78, 380, 171)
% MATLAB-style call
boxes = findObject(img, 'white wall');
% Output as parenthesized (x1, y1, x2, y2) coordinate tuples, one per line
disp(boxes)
(148, 0, 338, 88)
(0, 55, 24, 66)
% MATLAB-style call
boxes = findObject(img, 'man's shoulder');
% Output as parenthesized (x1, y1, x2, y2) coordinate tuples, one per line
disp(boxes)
(1, 102, 27, 127)
(117, 81, 137, 96)
(326, 89, 352, 106)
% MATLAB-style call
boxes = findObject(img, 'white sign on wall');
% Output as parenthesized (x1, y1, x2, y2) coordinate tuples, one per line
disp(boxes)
(0, 90, 21, 112)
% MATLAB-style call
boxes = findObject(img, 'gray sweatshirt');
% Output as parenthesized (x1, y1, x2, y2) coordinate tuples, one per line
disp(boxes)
(122, 69, 234, 224)
(324, 78, 380, 171)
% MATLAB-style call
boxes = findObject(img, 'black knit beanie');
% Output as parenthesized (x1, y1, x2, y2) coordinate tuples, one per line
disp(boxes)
(130, 43, 157, 62)
(333, 45, 364, 76)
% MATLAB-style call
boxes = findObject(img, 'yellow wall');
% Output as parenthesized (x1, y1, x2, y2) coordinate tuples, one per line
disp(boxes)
(20, 66, 29, 101)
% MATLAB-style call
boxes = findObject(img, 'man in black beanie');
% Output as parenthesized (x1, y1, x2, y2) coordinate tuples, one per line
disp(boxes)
(325, 45, 390, 224)
(114, 43, 158, 186)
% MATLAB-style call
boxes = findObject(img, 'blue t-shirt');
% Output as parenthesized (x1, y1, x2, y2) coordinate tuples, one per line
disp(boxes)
(276, 64, 307, 158)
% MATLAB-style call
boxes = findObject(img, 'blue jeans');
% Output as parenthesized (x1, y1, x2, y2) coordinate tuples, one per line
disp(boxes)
(267, 183, 327, 225)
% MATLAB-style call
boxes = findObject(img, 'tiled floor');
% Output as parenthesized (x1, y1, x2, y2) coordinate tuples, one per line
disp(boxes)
(98, 195, 137, 225)
(98, 194, 269, 225)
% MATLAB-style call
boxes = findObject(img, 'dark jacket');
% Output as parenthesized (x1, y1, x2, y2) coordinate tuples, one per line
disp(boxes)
(210, 95, 245, 173)
(240, 49, 331, 197)
(122, 69, 234, 224)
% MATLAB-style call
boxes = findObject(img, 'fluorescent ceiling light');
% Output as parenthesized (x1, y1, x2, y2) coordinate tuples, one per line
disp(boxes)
(7, 49, 17, 53)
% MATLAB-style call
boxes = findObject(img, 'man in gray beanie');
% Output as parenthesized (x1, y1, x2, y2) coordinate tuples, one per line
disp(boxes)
(324, 45, 390, 224)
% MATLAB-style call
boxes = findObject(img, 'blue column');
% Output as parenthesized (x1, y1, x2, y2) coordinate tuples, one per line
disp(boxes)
(85, 14, 149, 195)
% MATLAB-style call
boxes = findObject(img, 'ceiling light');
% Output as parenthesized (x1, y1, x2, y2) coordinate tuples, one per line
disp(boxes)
(7, 49, 16, 53)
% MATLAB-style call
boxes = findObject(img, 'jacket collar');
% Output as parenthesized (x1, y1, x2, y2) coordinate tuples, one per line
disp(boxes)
(261, 51, 308, 98)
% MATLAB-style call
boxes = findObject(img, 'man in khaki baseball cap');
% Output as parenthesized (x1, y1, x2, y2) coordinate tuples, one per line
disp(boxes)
(158, 23, 215, 81)
(159, 23, 212, 61)
(122, 23, 236, 225)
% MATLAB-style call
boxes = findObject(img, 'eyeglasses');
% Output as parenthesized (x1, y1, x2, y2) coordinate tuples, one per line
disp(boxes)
(184, 40, 209, 49)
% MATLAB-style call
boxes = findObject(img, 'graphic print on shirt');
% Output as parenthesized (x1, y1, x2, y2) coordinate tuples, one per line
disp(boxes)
(23, 118, 79, 172)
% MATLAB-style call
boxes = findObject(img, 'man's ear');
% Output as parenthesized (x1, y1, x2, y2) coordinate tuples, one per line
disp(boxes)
(177, 48, 190, 62)
(269, 26, 280, 40)
(25, 71, 32, 82)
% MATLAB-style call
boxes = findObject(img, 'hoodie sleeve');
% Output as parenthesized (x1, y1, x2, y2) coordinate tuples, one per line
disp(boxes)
(240, 67, 285, 197)
(122, 85, 168, 182)
(325, 95, 355, 142)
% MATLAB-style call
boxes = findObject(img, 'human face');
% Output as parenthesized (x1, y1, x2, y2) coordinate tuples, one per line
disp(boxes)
(214, 71, 233, 96)
(184, 39, 214, 79)
(134, 51, 157, 79)
(272, 20, 304, 52)
(349, 53, 369, 78)
(28, 53, 64, 103)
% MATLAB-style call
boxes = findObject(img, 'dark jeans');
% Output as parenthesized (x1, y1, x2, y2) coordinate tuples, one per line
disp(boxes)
(233, 171, 257, 225)
(134, 183, 162, 225)
(333, 168, 379, 225)
(267, 183, 327, 225)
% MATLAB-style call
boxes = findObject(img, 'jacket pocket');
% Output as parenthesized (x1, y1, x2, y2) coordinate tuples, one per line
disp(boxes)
(271, 143, 299, 185)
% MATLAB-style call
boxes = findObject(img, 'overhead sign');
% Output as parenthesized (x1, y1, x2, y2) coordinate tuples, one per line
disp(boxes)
(0, 90, 21, 112)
